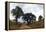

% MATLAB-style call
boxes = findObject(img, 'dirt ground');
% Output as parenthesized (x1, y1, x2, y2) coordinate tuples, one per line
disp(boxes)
(9, 21, 44, 30)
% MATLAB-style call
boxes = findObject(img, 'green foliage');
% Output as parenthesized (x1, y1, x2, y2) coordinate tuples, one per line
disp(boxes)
(38, 15, 43, 21)
(11, 6, 24, 17)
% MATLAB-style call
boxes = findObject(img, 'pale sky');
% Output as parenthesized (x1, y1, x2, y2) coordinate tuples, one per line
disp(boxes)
(10, 3, 44, 21)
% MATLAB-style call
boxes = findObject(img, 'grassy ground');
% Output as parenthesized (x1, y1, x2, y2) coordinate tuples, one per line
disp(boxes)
(9, 20, 44, 30)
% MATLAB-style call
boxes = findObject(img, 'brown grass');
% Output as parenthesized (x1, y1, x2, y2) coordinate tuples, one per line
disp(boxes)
(9, 20, 44, 30)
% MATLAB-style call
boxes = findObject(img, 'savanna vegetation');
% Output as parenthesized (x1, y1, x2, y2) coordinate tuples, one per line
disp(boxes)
(9, 6, 44, 30)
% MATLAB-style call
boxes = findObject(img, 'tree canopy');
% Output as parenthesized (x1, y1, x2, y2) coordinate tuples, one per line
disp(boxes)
(22, 13, 36, 21)
(11, 6, 24, 18)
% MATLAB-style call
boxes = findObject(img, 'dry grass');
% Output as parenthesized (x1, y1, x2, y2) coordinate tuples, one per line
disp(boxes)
(9, 20, 44, 30)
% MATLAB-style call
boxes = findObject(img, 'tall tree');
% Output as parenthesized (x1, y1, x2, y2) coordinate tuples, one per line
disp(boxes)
(11, 6, 24, 23)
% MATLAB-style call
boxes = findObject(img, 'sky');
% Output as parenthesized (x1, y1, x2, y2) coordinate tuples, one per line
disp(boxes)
(10, 3, 44, 21)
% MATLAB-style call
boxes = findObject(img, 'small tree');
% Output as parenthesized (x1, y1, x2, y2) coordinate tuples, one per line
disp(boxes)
(38, 15, 43, 21)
